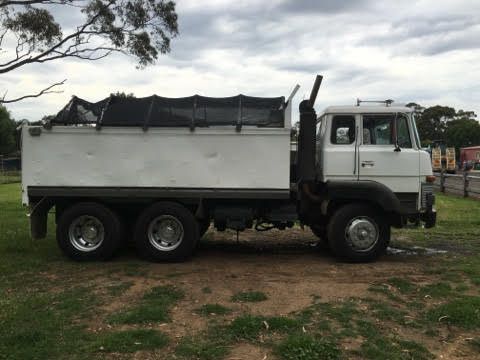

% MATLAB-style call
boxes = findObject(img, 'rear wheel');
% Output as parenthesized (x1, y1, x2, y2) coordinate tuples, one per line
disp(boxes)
(56, 202, 123, 261)
(327, 203, 389, 262)
(134, 202, 199, 262)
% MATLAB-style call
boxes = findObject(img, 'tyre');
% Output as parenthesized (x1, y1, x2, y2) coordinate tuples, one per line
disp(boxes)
(56, 202, 123, 261)
(327, 203, 390, 262)
(134, 201, 199, 262)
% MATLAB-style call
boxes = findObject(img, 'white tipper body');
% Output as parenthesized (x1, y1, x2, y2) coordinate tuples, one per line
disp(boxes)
(21, 126, 291, 205)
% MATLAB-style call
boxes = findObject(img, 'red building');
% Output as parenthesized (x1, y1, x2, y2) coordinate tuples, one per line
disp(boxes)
(460, 146, 480, 169)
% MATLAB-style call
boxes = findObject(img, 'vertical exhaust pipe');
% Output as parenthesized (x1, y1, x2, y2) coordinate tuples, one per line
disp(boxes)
(309, 75, 323, 108)
(297, 75, 322, 185)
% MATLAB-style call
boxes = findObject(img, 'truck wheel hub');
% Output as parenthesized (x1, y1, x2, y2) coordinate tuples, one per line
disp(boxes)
(82, 225, 98, 240)
(68, 215, 105, 252)
(148, 215, 184, 252)
(345, 217, 379, 251)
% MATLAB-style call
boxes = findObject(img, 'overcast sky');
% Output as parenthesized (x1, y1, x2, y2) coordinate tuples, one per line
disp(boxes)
(1, 0, 480, 121)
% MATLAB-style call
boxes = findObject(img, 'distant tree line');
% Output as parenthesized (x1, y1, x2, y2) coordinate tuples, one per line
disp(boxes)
(406, 103, 480, 150)
(0, 105, 16, 155)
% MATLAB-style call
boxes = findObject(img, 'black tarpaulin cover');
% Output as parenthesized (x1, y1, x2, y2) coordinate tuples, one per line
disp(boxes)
(52, 94, 286, 128)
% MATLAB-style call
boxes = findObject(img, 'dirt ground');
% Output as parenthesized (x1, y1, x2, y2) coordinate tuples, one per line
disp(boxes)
(78, 226, 478, 360)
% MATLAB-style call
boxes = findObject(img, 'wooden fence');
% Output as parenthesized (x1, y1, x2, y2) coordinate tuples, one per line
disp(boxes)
(433, 171, 480, 199)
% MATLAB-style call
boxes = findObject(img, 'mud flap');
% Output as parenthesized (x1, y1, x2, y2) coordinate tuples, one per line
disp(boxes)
(30, 197, 55, 239)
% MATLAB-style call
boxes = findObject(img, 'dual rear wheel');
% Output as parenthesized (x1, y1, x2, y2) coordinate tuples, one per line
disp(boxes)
(56, 201, 201, 262)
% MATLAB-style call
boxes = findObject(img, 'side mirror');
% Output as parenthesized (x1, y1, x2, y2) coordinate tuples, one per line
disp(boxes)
(393, 112, 401, 152)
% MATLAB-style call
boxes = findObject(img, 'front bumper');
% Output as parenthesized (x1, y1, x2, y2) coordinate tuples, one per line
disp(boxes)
(420, 191, 436, 228)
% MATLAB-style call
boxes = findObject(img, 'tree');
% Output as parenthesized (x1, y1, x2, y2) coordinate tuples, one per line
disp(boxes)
(405, 102, 425, 113)
(0, 104, 16, 154)
(445, 115, 480, 151)
(110, 91, 135, 98)
(416, 105, 456, 143)
(0, 0, 178, 103)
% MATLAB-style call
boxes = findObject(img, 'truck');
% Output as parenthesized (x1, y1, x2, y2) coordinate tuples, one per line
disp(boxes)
(21, 75, 436, 263)
(430, 140, 456, 173)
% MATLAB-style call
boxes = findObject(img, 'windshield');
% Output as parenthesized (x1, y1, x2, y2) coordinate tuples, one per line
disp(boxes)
(411, 112, 422, 148)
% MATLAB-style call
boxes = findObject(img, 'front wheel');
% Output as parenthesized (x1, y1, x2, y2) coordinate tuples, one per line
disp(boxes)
(327, 203, 390, 262)
(134, 202, 199, 262)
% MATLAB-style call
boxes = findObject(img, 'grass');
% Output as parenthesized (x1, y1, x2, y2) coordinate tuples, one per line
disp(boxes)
(275, 335, 341, 360)
(93, 329, 168, 353)
(231, 291, 268, 302)
(106, 281, 134, 296)
(108, 285, 184, 324)
(358, 336, 433, 360)
(0, 171, 20, 184)
(1, 184, 480, 358)
(228, 315, 302, 340)
(426, 296, 480, 329)
(196, 303, 232, 316)
(0, 286, 97, 360)
(387, 277, 415, 294)
(363, 299, 409, 325)
(419, 282, 452, 298)
(175, 334, 229, 360)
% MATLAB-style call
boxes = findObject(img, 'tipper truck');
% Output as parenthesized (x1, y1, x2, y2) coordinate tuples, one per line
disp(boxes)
(21, 75, 436, 262)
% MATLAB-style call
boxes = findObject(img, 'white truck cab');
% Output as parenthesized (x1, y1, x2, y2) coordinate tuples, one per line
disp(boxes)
(317, 105, 434, 215)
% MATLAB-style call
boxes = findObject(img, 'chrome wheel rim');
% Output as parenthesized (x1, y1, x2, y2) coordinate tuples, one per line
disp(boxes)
(68, 215, 105, 252)
(345, 217, 379, 252)
(147, 215, 184, 251)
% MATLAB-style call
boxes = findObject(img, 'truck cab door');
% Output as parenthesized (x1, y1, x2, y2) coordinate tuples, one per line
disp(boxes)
(322, 114, 359, 181)
(358, 113, 420, 193)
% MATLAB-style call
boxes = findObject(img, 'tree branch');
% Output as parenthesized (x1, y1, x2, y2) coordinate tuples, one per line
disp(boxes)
(0, 0, 76, 7)
(0, 79, 66, 103)
(0, 1, 114, 74)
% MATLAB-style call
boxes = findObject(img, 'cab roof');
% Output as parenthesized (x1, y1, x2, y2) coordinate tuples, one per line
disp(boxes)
(319, 105, 413, 116)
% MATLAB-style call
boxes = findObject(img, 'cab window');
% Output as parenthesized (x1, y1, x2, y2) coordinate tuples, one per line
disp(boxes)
(397, 114, 412, 148)
(362, 115, 392, 145)
(362, 114, 412, 148)
(331, 115, 355, 144)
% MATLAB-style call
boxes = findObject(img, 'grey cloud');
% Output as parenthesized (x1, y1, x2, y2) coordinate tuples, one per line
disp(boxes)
(3, 0, 480, 120)
(360, 14, 480, 55)
(277, 0, 372, 14)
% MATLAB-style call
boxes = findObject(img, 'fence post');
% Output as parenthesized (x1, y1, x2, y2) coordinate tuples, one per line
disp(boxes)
(440, 169, 445, 193)
(463, 172, 469, 198)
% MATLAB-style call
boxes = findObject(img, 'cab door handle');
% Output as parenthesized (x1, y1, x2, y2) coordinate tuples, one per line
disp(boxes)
(361, 160, 375, 167)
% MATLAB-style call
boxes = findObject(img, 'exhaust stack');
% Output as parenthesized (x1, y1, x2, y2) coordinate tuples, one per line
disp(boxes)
(297, 75, 322, 184)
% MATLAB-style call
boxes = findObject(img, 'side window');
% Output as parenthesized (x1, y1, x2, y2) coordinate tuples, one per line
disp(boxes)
(397, 115, 412, 148)
(330, 115, 355, 144)
(362, 115, 393, 145)
(362, 114, 413, 147)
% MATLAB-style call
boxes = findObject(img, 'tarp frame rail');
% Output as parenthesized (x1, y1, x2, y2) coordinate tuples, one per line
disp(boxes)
(96, 95, 113, 131)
